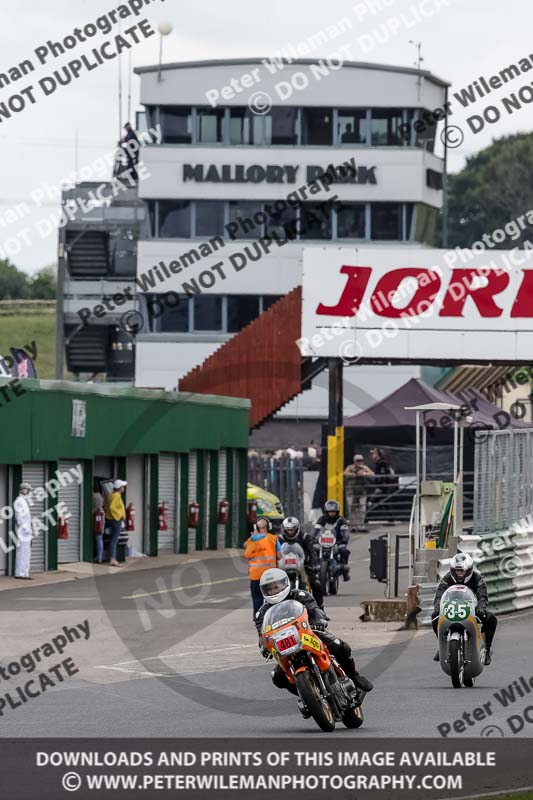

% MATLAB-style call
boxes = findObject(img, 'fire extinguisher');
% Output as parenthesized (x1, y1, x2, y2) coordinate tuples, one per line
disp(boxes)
(126, 503, 135, 532)
(158, 501, 168, 531)
(217, 498, 230, 524)
(188, 500, 200, 528)
(93, 508, 105, 535)
(247, 499, 258, 525)
(58, 515, 69, 540)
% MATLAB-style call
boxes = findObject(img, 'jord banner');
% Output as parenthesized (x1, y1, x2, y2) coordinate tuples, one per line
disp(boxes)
(300, 247, 533, 362)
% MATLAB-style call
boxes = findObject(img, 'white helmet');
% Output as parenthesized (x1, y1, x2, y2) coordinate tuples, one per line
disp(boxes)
(259, 568, 291, 604)
(282, 516, 300, 540)
(450, 553, 474, 583)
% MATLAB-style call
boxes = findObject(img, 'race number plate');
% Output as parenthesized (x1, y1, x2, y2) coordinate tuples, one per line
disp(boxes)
(443, 599, 470, 621)
(301, 633, 321, 652)
(276, 634, 298, 652)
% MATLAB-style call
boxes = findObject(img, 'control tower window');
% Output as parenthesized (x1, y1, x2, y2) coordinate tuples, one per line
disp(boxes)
(301, 108, 332, 145)
(160, 106, 192, 144)
(159, 200, 191, 238)
(197, 107, 225, 143)
(370, 109, 404, 146)
(337, 110, 368, 144)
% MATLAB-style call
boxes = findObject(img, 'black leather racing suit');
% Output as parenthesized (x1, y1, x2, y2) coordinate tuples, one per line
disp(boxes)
(313, 515, 351, 578)
(278, 531, 324, 609)
(255, 588, 368, 693)
(432, 570, 497, 649)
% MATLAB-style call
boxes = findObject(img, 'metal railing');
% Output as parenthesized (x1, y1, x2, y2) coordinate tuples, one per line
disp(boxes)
(474, 429, 533, 534)
(248, 455, 304, 521)
(345, 472, 474, 525)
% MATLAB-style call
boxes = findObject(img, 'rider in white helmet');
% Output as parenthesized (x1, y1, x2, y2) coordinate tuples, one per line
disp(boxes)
(255, 568, 373, 704)
(279, 516, 325, 610)
(431, 553, 497, 665)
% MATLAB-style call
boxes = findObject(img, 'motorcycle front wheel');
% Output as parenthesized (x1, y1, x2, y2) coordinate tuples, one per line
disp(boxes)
(329, 572, 340, 595)
(319, 560, 330, 596)
(342, 704, 364, 728)
(295, 671, 335, 732)
(448, 638, 464, 689)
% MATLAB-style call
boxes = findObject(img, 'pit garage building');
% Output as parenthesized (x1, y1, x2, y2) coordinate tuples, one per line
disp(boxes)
(0, 381, 249, 575)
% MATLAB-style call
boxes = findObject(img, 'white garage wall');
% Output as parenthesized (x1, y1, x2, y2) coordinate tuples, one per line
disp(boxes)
(0, 465, 7, 574)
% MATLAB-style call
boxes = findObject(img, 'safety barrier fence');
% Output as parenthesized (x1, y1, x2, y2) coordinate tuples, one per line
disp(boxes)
(474, 428, 533, 535)
(248, 456, 304, 522)
(418, 527, 533, 626)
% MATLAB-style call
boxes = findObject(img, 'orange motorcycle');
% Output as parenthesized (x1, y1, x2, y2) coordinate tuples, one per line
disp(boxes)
(261, 599, 366, 732)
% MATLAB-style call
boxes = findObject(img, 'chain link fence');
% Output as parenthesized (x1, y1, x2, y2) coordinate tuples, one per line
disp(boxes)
(474, 429, 533, 534)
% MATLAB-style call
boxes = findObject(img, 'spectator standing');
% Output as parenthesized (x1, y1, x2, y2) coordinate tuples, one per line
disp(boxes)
(93, 483, 105, 564)
(307, 440, 318, 460)
(106, 479, 127, 567)
(14, 482, 34, 580)
(119, 122, 140, 179)
(344, 454, 374, 531)
(243, 517, 280, 619)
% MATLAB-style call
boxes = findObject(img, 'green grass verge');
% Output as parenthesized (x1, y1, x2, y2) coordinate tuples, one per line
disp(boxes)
(475, 793, 533, 800)
(0, 313, 56, 378)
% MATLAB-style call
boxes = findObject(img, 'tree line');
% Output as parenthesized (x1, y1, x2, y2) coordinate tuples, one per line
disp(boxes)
(0, 261, 56, 300)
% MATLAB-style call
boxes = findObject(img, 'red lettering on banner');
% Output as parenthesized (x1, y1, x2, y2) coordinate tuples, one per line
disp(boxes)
(439, 269, 509, 317)
(316, 266, 372, 316)
(370, 268, 441, 317)
(511, 270, 533, 317)
(313, 266, 533, 318)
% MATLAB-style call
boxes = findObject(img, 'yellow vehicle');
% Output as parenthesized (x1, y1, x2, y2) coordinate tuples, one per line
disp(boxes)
(247, 482, 284, 530)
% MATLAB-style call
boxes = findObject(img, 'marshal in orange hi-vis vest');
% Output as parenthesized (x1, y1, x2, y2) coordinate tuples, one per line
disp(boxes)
(244, 533, 278, 580)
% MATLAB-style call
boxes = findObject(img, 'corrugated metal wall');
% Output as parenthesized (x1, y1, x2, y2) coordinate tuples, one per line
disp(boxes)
(217, 450, 227, 549)
(178, 288, 303, 428)
(158, 454, 177, 553)
(22, 463, 47, 573)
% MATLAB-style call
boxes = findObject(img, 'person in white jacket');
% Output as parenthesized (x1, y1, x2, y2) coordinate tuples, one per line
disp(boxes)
(14, 482, 34, 580)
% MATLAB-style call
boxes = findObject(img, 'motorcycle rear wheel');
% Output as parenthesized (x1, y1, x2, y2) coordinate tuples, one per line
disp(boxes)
(329, 573, 339, 595)
(295, 671, 335, 732)
(449, 639, 464, 689)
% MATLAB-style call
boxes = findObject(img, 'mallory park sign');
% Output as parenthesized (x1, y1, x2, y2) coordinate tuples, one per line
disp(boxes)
(182, 163, 377, 185)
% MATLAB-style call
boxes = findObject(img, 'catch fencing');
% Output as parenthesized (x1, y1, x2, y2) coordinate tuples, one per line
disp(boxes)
(474, 429, 533, 535)
(429, 429, 533, 617)
(248, 455, 304, 522)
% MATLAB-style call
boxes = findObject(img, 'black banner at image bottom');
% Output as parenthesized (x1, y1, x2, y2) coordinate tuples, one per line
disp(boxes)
(2, 738, 532, 800)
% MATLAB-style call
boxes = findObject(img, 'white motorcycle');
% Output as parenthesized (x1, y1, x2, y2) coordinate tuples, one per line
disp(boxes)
(278, 542, 309, 591)
(437, 584, 486, 688)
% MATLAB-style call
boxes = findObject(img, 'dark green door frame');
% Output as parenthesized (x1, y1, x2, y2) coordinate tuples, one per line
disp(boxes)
(225, 449, 234, 548)
(146, 454, 158, 557)
(82, 460, 93, 563)
(178, 453, 189, 554)
(208, 450, 218, 550)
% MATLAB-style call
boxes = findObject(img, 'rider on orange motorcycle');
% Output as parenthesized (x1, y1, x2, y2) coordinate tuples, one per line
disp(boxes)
(254, 568, 373, 696)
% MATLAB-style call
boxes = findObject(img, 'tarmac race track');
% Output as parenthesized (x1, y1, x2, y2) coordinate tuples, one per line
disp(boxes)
(1, 531, 532, 739)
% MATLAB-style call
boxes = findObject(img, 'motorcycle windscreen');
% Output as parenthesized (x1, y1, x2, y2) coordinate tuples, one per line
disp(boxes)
(262, 600, 305, 633)
(439, 585, 477, 621)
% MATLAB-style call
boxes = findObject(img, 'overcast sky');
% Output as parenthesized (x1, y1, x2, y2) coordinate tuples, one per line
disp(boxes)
(1, 0, 532, 274)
